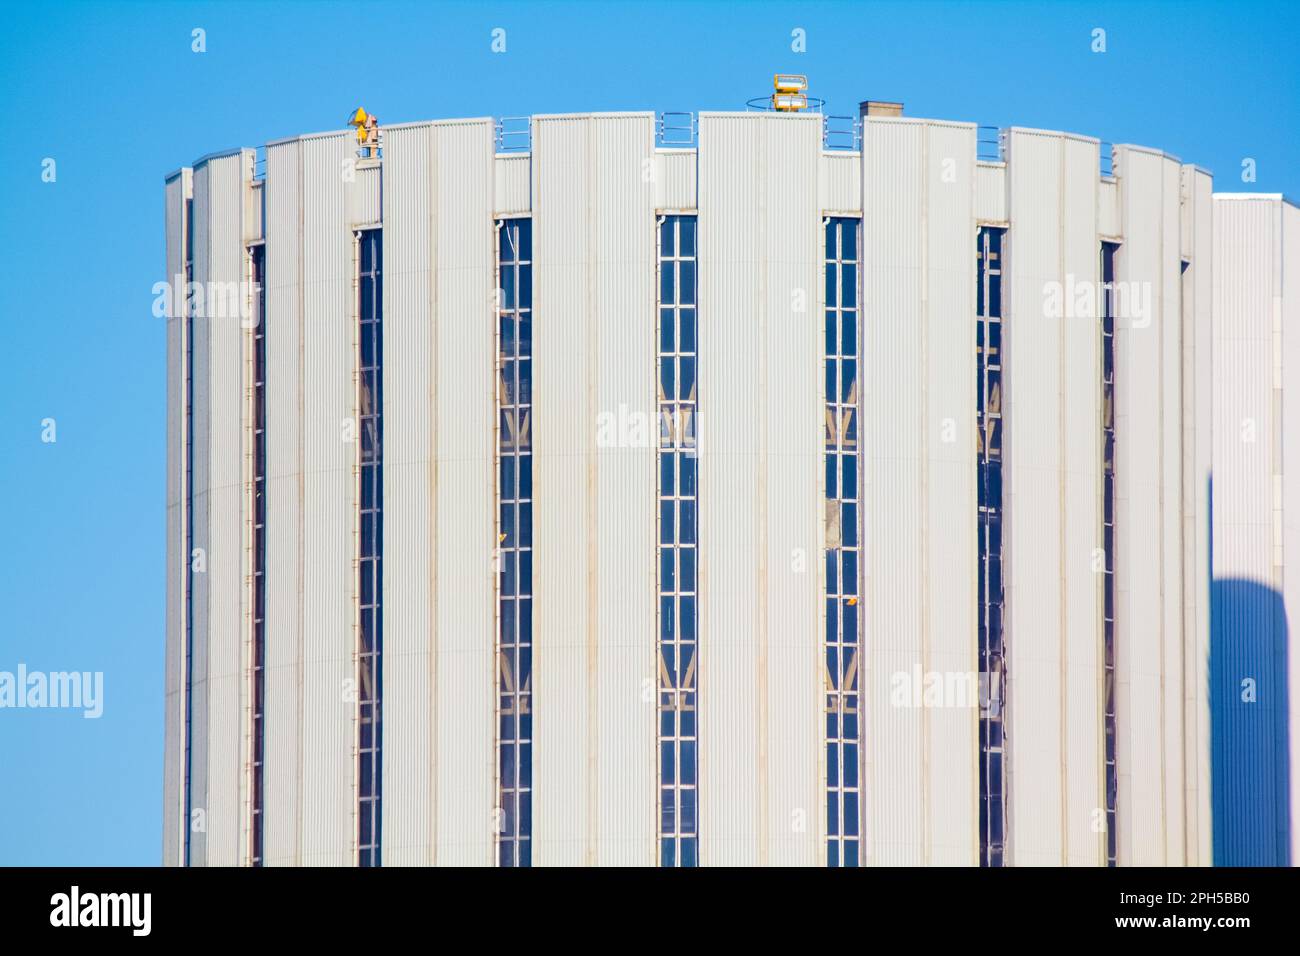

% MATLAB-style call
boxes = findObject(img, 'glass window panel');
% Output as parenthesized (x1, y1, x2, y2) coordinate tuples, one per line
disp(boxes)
(678, 261, 696, 305)
(679, 218, 695, 257)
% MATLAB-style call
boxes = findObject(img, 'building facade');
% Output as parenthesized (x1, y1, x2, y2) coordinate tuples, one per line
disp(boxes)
(163, 104, 1288, 867)
(1211, 194, 1300, 866)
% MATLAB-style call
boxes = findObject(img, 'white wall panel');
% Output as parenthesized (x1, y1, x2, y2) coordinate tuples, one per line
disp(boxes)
(381, 119, 497, 866)
(762, 115, 821, 867)
(1100, 179, 1120, 238)
(1212, 194, 1297, 866)
(163, 168, 190, 866)
(380, 123, 435, 866)
(655, 149, 697, 210)
(532, 113, 659, 865)
(263, 138, 304, 866)
(819, 151, 861, 214)
(861, 117, 978, 866)
(1181, 167, 1214, 866)
(1284, 200, 1300, 868)
(494, 153, 531, 215)
(431, 120, 496, 865)
(1114, 144, 1186, 865)
(1004, 129, 1103, 866)
(298, 132, 355, 867)
(975, 162, 1007, 223)
(346, 162, 382, 226)
(696, 113, 822, 866)
(189, 151, 250, 867)
(698, 114, 762, 865)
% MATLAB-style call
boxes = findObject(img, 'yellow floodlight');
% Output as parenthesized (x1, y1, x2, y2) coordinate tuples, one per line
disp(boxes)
(772, 93, 808, 112)
(773, 74, 808, 95)
(347, 107, 371, 145)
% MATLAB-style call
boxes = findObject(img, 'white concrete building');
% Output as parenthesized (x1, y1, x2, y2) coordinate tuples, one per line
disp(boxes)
(163, 103, 1283, 867)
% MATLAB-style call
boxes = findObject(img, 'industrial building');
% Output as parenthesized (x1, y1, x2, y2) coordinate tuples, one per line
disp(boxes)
(162, 93, 1296, 866)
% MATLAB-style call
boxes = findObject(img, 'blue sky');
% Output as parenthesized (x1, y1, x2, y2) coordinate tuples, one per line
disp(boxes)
(0, 0, 1295, 866)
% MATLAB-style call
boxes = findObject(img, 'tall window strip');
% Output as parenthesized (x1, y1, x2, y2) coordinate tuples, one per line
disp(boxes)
(249, 245, 266, 867)
(656, 214, 699, 868)
(823, 217, 861, 867)
(976, 226, 1007, 867)
(357, 229, 383, 867)
(183, 197, 195, 867)
(496, 218, 533, 867)
(1101, 240, 1119, 867)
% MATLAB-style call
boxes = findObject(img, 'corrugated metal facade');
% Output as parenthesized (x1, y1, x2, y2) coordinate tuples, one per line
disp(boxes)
(860, 117, 978, 865)
(1114, 144, 1195, 865)
(262, 137, 304, 866)
(380, 119, 498, 866)
(1182, 168, 1214, 867)
(696, 112, 822, 865)
(1004, 129, 1104, 866)
(165, 109, 1239, 867)
(189, 150, 252, 867)
(1211, 194, 1299, 866)
(530, 113, 659, 865)
(162, 168, 190, 868)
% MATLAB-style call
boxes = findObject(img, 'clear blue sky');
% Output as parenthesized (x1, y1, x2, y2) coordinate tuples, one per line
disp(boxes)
(0, 0, 1295, 866)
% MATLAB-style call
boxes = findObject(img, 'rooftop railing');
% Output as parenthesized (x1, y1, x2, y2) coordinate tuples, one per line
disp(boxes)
(822, 114, 861, 151)
(495, 117, 531, 153)
(977, 126, 1004, 162)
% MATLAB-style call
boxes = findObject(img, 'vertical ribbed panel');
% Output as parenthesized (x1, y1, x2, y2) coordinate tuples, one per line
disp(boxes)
(346, 163, 382, 226)
(382, 120, 497, 866)
(655, 149, 697, 210)
(1283, 201, 1300, 868)
(862, 120, 924, 865)
(861, 117, 978, 865)
(696, 112, 822, 866)
(299, 132, 354, 866)
(493, 153, 531, 215)
(1114, 145, 1186, 865)
(532, 113, 658, 865)
(1099, 180, 1120, 237)
(263, 138, 303, 866)
(923, 122, 979, 865)
(381, 122, 435, 865)
(163, 168, 190, 866)
(1211, 194, 1292, 865)
(1181, 167, 1214, 866)
(189, 152, 249, 867)
(188, 162, 212, 869)
(1005, 129, 1103, 866)
(762, 114, 821, 867)
(1059, 136, 1104, 868)
(818, 151, 861, 213)
(975, 162, 1007, 223)
(244, 181, 263, 244)
(433, 119, 495, 865)
(592, 115, 658, 866)
(698, 114, 761, 865)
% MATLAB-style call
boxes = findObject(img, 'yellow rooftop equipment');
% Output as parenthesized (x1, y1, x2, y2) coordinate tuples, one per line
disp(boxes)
(347, 106, 372, 144)
(772, 74, 809, 111)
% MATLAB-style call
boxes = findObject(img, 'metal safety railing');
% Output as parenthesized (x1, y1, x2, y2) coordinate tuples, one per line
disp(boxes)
(495, 117, 531, 153)
(253, 146, 267, 181)
(657, 111, 696, 147)
(1100, 142, 1115, 177)
(822, 115, 861, 151)
(977, 126, 1004, 162)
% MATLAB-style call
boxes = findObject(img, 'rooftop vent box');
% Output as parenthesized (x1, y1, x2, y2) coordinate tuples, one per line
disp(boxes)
(859, 100, 904, 118)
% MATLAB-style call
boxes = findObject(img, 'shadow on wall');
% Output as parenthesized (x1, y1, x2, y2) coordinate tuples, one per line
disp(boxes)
(1210, 479, 1292, 865)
